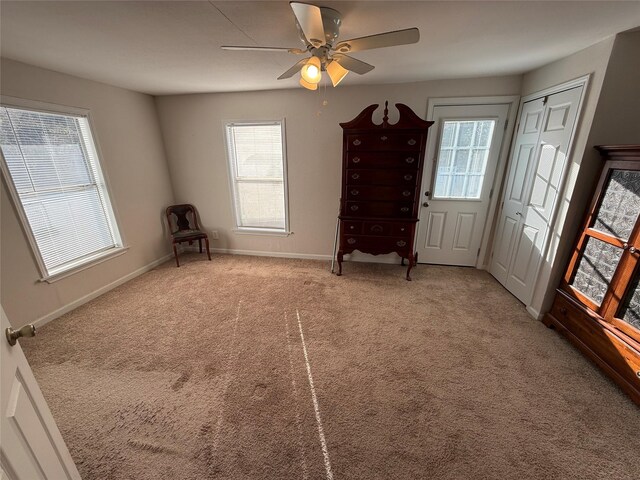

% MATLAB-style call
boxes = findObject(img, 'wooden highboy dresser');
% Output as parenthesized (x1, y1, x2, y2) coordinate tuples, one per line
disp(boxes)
(336, 102, 433, 280)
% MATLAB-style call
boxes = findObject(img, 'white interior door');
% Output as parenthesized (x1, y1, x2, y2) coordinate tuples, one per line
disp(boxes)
(416, 104, 509, 266)
(1, 307, 81, 479)
(490, 85, 583, 304)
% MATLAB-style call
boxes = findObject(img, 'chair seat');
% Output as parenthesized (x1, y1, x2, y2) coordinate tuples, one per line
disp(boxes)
(172, 229, 206, 240)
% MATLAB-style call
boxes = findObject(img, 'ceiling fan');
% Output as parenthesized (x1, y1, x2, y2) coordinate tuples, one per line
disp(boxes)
(221, 2, 420, 90)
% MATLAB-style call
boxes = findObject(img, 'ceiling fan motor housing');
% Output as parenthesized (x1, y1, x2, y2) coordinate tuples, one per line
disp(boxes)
(295, 6, 342, 49)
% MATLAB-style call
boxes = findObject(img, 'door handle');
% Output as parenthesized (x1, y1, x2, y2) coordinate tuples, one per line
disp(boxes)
(422, 202, 429, 207)
(515, 212, 522, 216)
(6, 324, 36, 346)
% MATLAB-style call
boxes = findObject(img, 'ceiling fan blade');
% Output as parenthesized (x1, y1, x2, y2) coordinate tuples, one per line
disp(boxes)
(334, 28, 420, 53)
(277, 58, 309, 80)
(221, 45, 306, 55)
(290, 2, 325, 47)
(333, 54, 375, 75)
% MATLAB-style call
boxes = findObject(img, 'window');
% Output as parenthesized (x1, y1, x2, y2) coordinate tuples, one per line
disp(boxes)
(433, 120, 495, 199)
(0, 103, 123, 279)
(224, 121, 289, 233)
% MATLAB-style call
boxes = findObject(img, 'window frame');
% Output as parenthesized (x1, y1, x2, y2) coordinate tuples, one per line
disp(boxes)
(223, 119, 291, 236)
(0, 95, 126, 283)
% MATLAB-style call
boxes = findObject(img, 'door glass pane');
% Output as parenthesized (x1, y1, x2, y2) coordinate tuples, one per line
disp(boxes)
(617, 270, 640, 331)
(592, 169, 640, 240)
(433, 120, 495, 199)
(570, 237, 623, 305)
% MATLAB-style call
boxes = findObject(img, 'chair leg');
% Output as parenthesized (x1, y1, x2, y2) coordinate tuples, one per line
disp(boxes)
(199, 238, 202, 253)
(205, 237, 211, 261)
(173, 244, 180, 267)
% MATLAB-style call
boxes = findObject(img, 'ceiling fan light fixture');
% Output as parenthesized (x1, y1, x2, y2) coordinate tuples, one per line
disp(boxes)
(299, 77, 318, 90)
(326, 60, 349, 87)
(300, 56, 322, 84)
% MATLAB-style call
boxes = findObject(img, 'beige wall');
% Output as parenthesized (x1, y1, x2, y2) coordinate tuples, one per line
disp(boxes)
(0, 58, 175, 326)
(155, 75, 522, 260)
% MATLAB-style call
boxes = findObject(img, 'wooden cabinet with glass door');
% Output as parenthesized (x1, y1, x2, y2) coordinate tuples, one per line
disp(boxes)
(543, 145, 640, 405)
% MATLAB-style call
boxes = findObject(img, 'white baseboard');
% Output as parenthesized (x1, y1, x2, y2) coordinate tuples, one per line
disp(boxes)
(33, 253, 173, 328)
(184, 246, 404, 265)
(184, 246, 332, 261)
(526, 305, 542, 320)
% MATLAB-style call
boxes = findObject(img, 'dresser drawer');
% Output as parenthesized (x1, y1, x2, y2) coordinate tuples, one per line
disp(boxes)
(347, 133, 423, 151)
(346, 185, 416, 201)
(341, 234, 412, 254)
(347, 152, 420, 169)
(360, 221, 413, 236)
(341, 221, 362, 235)
(347, 169, 418, 186)
(550, 293, 640, 391)
(344, 201, 414, 218)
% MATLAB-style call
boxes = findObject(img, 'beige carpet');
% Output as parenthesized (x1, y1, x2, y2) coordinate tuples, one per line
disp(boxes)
(23, 254, 639, 479)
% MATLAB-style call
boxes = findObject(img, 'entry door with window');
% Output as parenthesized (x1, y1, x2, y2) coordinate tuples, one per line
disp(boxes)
(416, 104, 509, 265)
(490, 86, 583, 305)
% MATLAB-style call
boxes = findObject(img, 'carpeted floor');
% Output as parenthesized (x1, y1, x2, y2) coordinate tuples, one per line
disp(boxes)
(23, 254, 639, 480)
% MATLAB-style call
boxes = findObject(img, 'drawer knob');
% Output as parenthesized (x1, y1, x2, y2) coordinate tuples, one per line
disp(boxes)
(352, 157, 361, 164)
(349, 225, 355, 230)
(381, 135, 388, 141)
(400, 207, 409, 212)
(397, 240, 407, 247)
(559, 307, 567, 315)
(351, 189, 359, 196)
(351, 173, 360, 180)
(405, 157, 415, 164)
(404, 174, 413, 181)
(370, 224, 384, 233)
(400, 227, 405, 232)
(402, 190, 411, 197)
(353, 139, 361, 146)
(636, 371, 640, 378)
(347, 238, 356, 244)
(350, 205, 359, 211)
(408, 138, 416, 146)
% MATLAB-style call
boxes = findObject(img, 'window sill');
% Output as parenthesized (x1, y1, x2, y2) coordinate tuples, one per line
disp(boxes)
(232, 228, 292, 237)
(39, 246, 129, 283)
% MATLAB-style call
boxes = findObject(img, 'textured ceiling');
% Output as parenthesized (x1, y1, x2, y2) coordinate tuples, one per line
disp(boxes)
(1, 1, 639, 95)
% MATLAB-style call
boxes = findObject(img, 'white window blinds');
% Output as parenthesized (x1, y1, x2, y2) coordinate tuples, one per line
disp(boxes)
(225, 122, 288, 231)
(0, 105, 122, 277)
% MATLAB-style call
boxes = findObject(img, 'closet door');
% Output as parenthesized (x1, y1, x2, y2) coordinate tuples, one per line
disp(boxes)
(565, 161, 640, 341)
(491, 85, 583, 304)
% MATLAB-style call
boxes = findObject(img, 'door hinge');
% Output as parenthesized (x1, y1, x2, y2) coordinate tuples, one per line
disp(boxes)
(489, 188, 494, 199)
(504, 119, 508, 131)
(477, 248, 481, 258)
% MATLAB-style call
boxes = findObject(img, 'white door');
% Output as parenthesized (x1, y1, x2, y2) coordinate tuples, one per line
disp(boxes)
(490, 86, 583, 304)
(1, 307, 81, 479)
(416, 104, 510, 265)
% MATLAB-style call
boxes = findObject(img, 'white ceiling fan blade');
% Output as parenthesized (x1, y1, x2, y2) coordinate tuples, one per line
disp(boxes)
(333, 54, 375, 75)
(277, 58, 309, 80)
(290, 2, 326, 47)
(334, 28, 419, 53)
(221, 46, 306, 55)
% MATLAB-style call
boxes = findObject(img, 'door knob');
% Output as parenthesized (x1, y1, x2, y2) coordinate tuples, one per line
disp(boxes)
(422, 202, 429, 207)
(6, 324, 36, 346)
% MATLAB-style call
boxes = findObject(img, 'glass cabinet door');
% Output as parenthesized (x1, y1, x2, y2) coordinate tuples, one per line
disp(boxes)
(566, 165, 640, 337)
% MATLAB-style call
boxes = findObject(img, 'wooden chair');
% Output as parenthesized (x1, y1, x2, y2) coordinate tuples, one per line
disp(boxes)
(165, 204, 211, 267)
